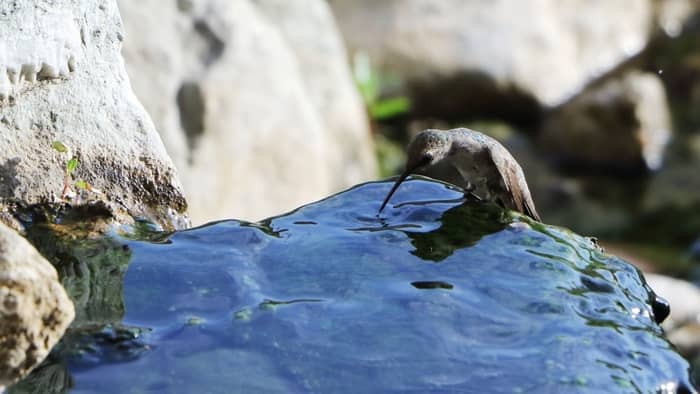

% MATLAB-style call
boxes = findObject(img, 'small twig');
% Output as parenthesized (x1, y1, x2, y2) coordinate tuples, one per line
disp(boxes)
(61, 172, 70, 200)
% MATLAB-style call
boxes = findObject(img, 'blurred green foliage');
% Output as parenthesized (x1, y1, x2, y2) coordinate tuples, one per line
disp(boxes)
(352, 51, 410, 120)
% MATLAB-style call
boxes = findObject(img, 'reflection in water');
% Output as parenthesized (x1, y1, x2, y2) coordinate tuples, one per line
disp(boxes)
(23, 222, 132, 327)
(405, 200, 509, 261)
(258, 298, 325, 309)
(7, 355, 72, 394)
(65, 325, 153, 367)
(411, 281, 454, 290)
(242, 220, 285, 238)
(8, 179, 695, 393)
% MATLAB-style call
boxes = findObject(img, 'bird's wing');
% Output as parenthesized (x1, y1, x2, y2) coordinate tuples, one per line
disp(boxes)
(487, 145, 541, 221)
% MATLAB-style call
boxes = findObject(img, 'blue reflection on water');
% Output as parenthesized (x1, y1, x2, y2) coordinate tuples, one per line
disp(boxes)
(10, 178, 694, 393)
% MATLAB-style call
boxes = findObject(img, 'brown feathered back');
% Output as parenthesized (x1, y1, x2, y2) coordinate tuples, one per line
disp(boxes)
(486, 143, 540, 221)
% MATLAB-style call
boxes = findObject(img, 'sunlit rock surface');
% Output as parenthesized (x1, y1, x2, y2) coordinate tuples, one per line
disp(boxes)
(0, 223, 74, 389)
(0, 3, 79, 99)
(253, 0, 377, 191)
(9, 179, 695, 393)
(329, 0, 653, 119)
(119, 0, 376, 224)
(0, 0, 188, 231)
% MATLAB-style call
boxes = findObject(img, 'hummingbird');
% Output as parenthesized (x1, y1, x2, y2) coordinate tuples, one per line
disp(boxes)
(379, 128, 540, 221)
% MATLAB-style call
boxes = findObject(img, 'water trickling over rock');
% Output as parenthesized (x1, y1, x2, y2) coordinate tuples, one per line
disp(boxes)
(9, 178, 695, 393)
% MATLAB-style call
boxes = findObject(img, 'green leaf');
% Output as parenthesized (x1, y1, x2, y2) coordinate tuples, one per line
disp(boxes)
(66, 157, 79, 174)
(51, 141, 68, 153)
(369, 97, 411, 120)
(75, 179, 88, 190)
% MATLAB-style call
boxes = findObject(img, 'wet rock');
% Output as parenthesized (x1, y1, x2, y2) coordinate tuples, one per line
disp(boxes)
(540, 71, 671, 173)
(119, 0, 376, 224)
(0, 0, 188, 231)
(10, 178, 695, 392)
(328, 0, 653, 120)
(0, 223, 74, 389)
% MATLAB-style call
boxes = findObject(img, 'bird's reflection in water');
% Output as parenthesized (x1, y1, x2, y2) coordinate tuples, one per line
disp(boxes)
(406, 200, 509, 262)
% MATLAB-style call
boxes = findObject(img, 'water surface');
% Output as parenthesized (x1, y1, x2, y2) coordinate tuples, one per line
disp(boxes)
(10, 178, 694, 393)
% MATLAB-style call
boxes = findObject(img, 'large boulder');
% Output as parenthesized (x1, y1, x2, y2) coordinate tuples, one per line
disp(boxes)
(540, 71, 672, 173)
(328, 0, 653, 120)
(0, 223, 74, 389)
(119, 0, 376, 224)
(645, 9, 700, 133)
(0, 0, 188, 231)
(253, 0, 377, 191)
(8, 178, 695, 392)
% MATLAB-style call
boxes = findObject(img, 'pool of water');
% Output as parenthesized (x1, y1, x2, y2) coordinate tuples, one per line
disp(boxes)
(9, 178, 694, 393)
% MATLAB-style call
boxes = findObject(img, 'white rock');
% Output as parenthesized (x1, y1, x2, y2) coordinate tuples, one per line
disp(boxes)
(253, 0, 377, 190)
(645, 272, 700, 358)
(0, 0, 188, 230)
(0, 5, 81, 98)
(0, 223, 74, 388)
(119, 0, 376, 224)
(328, 0, 653, 107)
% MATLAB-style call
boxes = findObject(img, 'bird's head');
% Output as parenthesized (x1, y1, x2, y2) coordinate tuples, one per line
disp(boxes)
(379, 130, 453, 213)
(404, 130, 453, 173)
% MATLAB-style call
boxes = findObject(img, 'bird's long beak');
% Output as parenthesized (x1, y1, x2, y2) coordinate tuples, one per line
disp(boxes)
(378, 169, 412, 213)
